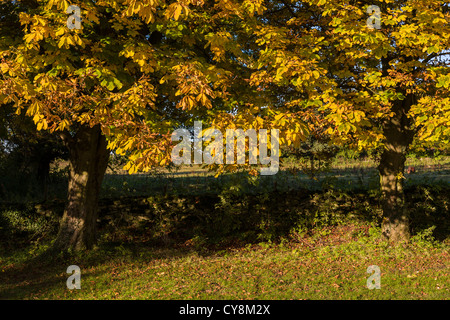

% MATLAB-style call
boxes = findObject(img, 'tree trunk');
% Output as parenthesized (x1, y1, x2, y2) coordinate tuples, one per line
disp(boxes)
(51, 125, 109, 252)
(378, 94, 415, 243)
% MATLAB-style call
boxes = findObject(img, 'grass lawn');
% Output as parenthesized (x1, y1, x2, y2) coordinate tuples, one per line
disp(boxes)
(0, 157, 449, 300)
(0, 223, 448, 300)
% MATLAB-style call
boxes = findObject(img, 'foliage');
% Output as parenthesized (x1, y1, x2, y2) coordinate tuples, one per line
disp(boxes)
(2, 1, 448, 174)
(2, 180, 447, 250)
(252, 1, 450, 170)
(0, 0, 264, 174)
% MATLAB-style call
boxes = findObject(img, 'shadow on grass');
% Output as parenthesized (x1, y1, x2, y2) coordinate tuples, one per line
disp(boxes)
(0, 255, 67, 299)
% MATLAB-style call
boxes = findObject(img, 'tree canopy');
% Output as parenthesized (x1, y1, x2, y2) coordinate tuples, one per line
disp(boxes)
(0, 0, 266, 173)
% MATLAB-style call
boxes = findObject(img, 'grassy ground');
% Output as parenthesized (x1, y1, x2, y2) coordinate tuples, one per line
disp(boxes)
(0, 156, 449, 300)
(0, 223, 448, 300)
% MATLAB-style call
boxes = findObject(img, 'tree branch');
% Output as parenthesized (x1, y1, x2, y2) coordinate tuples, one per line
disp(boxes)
(422, 51, 450, 65)
(280, 0, 298, 18)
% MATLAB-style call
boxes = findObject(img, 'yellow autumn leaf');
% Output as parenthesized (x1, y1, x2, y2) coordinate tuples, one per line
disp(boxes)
(24, 33, 36, 43)
(58, 36, 66, 48)
(173, 4, 183, 20)
(0, 63, 9, 73)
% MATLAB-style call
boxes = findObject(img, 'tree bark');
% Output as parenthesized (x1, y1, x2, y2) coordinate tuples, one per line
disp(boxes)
(378, 94, 415, 243)
(51, 125, 109, 252)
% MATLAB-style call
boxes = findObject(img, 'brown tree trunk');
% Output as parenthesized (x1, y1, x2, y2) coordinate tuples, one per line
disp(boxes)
(378, 94, 415, 243)
(51, 125, 109, 252)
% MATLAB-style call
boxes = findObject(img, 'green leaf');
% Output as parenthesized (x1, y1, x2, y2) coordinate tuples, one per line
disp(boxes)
(106, 80, 115, 91)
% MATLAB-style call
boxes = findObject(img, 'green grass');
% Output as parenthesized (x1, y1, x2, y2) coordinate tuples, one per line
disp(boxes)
(0, 224, 448, 300)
